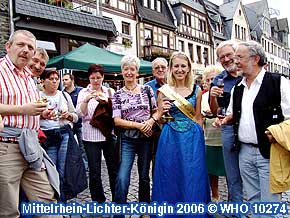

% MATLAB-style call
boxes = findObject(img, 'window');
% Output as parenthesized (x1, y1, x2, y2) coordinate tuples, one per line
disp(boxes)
(235, 24, 238, 38)
(204, 48, 209, 65)
(199, 19, 206, 32)
(187, 14, 191, 27)
(178, 40, 184, 52)
(156, 0, 161, 12)
(197, 45, 201, 63)
(162, 34, 169, 48)
(150, 0, 155, 10)
(122, 22, 130, 35)
(143, 0, 149, 7)
(188, 43, 194, 61)
(144, 29, 153, 44)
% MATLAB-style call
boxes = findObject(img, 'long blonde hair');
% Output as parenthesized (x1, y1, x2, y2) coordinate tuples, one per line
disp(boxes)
(167, 51, 193, 89)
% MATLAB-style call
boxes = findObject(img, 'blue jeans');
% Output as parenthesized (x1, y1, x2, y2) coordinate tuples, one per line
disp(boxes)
(114, 135, 151, 206)
(45, 128, 69, 202)
(221, 125, 243, 202)
(239, 143, 280, 218)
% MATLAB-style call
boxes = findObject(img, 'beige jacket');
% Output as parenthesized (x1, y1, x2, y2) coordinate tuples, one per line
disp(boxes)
(267, 119, 290, 193)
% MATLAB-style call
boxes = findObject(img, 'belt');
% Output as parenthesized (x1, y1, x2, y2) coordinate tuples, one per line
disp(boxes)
(239, 141, 259, 148)
(0, 139, 18, 144)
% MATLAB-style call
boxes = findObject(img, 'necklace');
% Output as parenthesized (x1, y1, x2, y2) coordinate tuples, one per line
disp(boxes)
(124, 84, 138, 93)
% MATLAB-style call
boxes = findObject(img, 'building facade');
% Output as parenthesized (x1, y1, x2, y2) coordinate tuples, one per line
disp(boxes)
(170, 0, 213, 74)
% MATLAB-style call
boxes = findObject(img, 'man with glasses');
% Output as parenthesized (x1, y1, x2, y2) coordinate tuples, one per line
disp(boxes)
(145, 57, 168, 100)
(225, 41, 290, 213)
(145, 57, 168, 175)
(209, 41, 244, 212)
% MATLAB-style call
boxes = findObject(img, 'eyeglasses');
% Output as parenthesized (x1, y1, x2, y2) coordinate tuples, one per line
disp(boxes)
(219, 53, 234, 62)
(154, 65, 167, 70)
(233, 55, 253, 61)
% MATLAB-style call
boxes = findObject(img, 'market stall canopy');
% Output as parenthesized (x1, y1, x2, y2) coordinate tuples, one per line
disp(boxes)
(47, 43, 152, 74)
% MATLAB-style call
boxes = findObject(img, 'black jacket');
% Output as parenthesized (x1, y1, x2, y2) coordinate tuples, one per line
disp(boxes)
(232, 72, 284, 159)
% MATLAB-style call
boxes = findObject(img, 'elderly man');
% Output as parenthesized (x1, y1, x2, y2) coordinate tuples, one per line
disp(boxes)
(226, 41, 290, 210)
(144, 57, 167, 173)
(0, 30, 59, 218)
(209, 40, 244, 208)
(145, 57, 168, 100)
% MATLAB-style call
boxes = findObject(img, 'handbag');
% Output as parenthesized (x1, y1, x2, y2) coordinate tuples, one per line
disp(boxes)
(145, 86, 161, 136)
(41, 128, 63, 149)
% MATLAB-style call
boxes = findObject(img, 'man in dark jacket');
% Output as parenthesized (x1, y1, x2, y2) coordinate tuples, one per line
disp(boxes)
(226, 41, 290, 207)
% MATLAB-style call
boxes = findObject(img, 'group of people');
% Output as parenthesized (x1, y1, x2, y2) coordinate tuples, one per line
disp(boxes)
(0, 29, 289, 218)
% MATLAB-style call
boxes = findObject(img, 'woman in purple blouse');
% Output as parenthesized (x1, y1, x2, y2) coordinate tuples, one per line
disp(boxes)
(112, 54, 160, 216)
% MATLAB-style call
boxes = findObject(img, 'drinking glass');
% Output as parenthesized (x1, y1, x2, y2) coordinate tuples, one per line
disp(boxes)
(160, 97, 175, 122)
(216, 78, 224, 97)
(217, 107, 226, 120)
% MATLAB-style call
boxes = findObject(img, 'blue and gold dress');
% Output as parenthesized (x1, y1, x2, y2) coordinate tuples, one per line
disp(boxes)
(152, 86, 212, 217)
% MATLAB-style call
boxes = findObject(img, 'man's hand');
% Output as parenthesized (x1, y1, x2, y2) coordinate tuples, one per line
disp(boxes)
(22, 102, 47, 116)
(265, 130, 276, 143)
(0, 115, 3, 131)
(210, 86, 224, 98)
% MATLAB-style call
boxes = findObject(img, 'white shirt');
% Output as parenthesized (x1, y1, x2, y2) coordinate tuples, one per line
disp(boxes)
(76, 85, 115, 142)
(227, 68, 290, 144)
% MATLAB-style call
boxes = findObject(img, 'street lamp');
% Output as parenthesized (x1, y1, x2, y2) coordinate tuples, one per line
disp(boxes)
(144, 36, 152, 61)
(203, 50, 208, 67)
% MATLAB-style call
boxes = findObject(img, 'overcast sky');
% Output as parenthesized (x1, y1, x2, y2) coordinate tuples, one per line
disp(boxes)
(208, 0, 287, 19)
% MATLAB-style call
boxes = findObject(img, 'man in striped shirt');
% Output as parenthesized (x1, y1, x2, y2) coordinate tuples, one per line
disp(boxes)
(0, 30, 58, 218)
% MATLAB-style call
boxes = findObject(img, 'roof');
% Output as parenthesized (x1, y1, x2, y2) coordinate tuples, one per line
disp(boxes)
(170, 0, 205, 14)
(47, 43, 152, 73)
(15, 0, 117, 37)
(135, 0, 176, 29)
(219, 0, 239, 21)
(244, 0, 269, 17)
(244, 6, 262, 40)
(278, 18, 289, 33)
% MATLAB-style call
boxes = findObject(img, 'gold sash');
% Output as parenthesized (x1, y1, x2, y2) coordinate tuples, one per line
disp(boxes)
(158, 84, 197, 122)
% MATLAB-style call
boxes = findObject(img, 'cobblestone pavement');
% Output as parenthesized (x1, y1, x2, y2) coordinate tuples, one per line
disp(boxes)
(68, 160, 290, 218)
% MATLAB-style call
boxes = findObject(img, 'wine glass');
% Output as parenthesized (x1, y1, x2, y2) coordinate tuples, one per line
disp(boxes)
(217, 107, 226, 120)
(216, 78, 224, 97)
(160, 97, 175, 122)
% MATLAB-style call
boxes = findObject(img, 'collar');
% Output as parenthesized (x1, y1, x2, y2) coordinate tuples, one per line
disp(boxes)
(238, 68, 265, 87)
(85, 84, 106, 93)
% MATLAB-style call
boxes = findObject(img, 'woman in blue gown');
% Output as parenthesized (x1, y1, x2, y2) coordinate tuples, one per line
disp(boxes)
(152, 52, 212, 217)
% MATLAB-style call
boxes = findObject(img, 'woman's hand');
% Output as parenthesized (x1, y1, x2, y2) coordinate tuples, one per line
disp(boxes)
(84, 91, 98, 103)
(137, 122, 152, 137)
(160, 99, 173, 113)
(60, 111, 73, 121)
(41, 109, 58, 120)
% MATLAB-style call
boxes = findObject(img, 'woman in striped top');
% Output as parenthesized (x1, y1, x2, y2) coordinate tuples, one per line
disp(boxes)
(76, 64, 117, 203)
